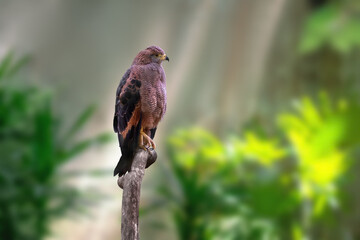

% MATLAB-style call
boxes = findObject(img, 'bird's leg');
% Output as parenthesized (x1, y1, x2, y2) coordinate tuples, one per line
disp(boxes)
(144, 134, 156, 150)
(140, 128, 156, 150)
(138, 127, 147, 151)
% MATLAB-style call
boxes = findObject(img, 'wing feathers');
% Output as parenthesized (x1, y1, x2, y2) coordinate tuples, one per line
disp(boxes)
(113, 68, 131, 133)
(113, 69, 142, 135)
(113, 68, 142, 176)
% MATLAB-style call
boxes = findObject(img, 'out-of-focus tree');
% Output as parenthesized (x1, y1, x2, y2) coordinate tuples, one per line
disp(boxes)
(0, 53, 111, 239)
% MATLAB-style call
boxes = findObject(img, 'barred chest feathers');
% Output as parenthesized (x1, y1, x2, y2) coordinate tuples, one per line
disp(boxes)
(140, 64, 167, 129)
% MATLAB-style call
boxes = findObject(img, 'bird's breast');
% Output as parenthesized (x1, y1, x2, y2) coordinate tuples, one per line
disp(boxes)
(140, 67, 167, 129)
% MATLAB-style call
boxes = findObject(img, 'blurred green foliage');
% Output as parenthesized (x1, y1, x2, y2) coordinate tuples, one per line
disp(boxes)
(162, 93, 360, 240)
(0, 53, 111, 239)
(300, 1, 360, 54)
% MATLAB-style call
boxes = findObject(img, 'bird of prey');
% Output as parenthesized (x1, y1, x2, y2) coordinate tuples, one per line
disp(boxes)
(113, 46, 169, 177)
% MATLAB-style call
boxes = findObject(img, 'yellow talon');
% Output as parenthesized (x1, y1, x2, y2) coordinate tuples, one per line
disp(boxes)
(139, 128, 156, 150)
(139, 145, 147, 151)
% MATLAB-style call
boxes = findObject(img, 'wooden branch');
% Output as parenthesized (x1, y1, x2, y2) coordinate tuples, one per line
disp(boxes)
(117, 148, 157, 240)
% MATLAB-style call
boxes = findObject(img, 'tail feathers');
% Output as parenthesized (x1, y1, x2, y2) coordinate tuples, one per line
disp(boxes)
(114, 114, 142, 177)
(113, 155, 133, 176)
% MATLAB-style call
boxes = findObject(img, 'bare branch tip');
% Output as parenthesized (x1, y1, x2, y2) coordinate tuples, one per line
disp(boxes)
(118, 175, 124, 189)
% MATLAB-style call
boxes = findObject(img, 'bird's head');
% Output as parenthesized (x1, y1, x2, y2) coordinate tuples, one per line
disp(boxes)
(133, 46, 169, 65)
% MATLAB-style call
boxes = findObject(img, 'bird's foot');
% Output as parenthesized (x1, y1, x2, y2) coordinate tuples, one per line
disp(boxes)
(139, 145, 148, 151)
(140, 129, 156, 150)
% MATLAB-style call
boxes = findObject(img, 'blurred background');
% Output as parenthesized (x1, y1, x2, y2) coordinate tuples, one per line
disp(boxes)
(1, 0, 360, 239)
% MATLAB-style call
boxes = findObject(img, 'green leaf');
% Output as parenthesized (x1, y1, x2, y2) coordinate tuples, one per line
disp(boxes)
(330, 19, 360, 53)
(58, 133, 112, 163)
(63, 104, 97, 141)
(242, 132, 287, 166)
(0, 52, 14, 79)
(7, 55, 31, 77)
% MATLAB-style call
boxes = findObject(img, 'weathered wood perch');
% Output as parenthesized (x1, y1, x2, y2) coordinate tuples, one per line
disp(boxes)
(117, 148, 157, 240)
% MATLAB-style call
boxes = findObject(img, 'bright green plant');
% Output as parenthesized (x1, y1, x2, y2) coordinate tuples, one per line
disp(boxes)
(279, 94, 347, 213)
(164, 128, 296, 240)
(0, 53, 111, 240)
(278, 94, 360, 239)
(160, 93, 360, 240)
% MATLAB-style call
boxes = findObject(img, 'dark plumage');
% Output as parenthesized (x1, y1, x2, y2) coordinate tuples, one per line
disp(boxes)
(113, 46, 168, 176)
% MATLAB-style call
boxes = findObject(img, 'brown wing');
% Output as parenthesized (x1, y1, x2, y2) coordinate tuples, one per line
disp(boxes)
(113, 69, 143, 135)
(113, 69, 142, 176)
(113, 68, 130, 133)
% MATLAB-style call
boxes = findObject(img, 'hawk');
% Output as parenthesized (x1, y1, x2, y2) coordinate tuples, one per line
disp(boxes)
(113, 46, 169, 177)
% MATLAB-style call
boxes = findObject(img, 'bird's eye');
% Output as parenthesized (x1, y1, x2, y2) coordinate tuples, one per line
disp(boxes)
(155, 54, 159, 57)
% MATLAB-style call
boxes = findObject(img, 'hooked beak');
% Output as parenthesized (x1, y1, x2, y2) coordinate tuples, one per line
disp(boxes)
(160, 54, 169, 62)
